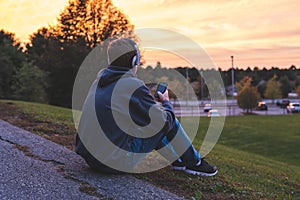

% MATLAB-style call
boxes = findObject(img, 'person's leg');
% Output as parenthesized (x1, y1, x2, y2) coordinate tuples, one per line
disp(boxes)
(155, 119, 200, 166)
(130, 118, 217, 176)
(155, 119, 218, 176)
(129, 118, 199, 164)
(153, 136, 181, 162)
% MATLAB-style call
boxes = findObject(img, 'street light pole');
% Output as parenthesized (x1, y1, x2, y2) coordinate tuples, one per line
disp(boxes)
(200, 70, 204, 105)
(186, 67, 189, 106)
(231, 56, 235, 116)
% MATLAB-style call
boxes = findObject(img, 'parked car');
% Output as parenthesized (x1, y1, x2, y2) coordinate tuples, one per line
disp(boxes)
(208, 109, 221, 117)
(203, 103, 212, 112)
(275, 99, 290, 108)
(257, 102, 268, 111)
(286, 102, 300, 113)
(275, 99, 282, 106)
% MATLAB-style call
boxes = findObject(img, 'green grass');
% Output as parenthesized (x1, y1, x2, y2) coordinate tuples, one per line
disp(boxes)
(2, 100, 75, 128)
(211, 145, 299, 198)
(194, 115, 300, 166)
(1, 100, 299, 199)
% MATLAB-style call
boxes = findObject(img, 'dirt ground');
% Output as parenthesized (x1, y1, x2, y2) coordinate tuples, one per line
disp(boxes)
(0, 102, 76, 150)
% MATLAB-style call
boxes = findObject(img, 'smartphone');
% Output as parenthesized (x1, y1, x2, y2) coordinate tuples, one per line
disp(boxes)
(154, 82, 168, 98)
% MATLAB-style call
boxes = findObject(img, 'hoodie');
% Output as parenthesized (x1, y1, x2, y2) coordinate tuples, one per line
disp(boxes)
(75, 65, 176, 173)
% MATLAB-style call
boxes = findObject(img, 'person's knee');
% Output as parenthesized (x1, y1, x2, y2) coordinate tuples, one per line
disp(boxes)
(166, 119, 180, 139)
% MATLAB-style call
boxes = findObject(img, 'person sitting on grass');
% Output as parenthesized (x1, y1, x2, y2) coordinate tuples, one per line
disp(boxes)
(75, 37, 218, 176)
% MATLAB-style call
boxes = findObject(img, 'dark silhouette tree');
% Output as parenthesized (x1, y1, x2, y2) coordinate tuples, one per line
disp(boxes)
(12, 62, 48, 103)
(0, 30, 25, 98)
(27, 0, 134, 107)
(279, 75, 292, 98)
(26, 27, 80, 107)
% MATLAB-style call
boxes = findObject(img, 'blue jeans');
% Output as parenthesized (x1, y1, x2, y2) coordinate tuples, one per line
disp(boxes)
(130, 119, 201, 166)
(83, 119, 201, 174)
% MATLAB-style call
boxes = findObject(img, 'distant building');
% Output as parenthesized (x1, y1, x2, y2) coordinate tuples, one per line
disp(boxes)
(288, 92, 298, 98)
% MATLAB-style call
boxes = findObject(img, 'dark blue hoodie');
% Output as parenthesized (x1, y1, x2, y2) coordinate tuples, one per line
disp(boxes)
(76, 65, 176, 172)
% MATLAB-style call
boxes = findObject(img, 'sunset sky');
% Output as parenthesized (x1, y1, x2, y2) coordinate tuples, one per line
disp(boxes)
(0, 0, 299, 69)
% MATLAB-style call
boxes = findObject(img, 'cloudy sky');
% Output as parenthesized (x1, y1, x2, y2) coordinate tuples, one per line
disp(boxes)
(1, 0, 299, 69)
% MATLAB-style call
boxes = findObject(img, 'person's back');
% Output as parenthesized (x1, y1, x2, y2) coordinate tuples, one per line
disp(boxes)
(76, 37, 218, 176)
(76, 38, 175, 173)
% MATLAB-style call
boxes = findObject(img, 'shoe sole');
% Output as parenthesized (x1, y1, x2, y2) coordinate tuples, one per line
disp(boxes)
(171, 166, 186, 171)
(184, 169, 218, 177)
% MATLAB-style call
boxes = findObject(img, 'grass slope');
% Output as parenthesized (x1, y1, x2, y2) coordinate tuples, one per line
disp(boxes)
(0, 100, 299, 199)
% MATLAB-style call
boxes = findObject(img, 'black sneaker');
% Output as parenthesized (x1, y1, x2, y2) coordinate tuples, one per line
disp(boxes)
(185, 158, 218, 176)
(171, 160, 186, 171)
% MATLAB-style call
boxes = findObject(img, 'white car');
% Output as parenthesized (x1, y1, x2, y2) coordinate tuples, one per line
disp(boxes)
(286, 103, 300, 113)
(203, 104, 212, 112)
(208, 109, 221, 117)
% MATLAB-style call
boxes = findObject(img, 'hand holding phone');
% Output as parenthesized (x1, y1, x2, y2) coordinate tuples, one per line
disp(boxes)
(154, 82, 168, 101)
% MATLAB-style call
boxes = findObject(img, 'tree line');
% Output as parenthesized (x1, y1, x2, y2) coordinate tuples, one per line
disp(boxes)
(138, 63, 300, 99)
(1, 0, 299, 108)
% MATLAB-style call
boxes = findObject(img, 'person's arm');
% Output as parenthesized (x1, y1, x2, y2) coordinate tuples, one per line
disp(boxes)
(155, 89, 175, 117)
(129, 84, 176, 134)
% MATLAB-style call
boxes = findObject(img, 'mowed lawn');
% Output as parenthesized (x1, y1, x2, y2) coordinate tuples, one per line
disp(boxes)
(182, 114, 300, 198)
(195, 115, 300, 166)
(1, 100, 299, 199)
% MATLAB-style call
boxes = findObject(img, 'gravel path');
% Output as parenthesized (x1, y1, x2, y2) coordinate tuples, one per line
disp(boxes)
(0, 120, 183, 200)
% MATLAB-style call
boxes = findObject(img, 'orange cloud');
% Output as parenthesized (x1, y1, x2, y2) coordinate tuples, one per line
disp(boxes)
(0, 0, 299, 69)
(0, 0, 68, 42)
(113, 0, 300, 69)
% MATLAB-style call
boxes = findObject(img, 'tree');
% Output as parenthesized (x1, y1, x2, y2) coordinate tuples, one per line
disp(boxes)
(0, 30, 25, 98)
(0, 49, 14, 98)
(236, 77, 260, 114)
(54, 0, 134, 48)
(257, 80, 267, 98)
(264, 74, 282, 103)
(12, 62, 48, 103)
(26, 28, 81, 107)
(295, 84, 300, 98)
(27, 0, 134, 107)
(279, 75, 292, 98)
